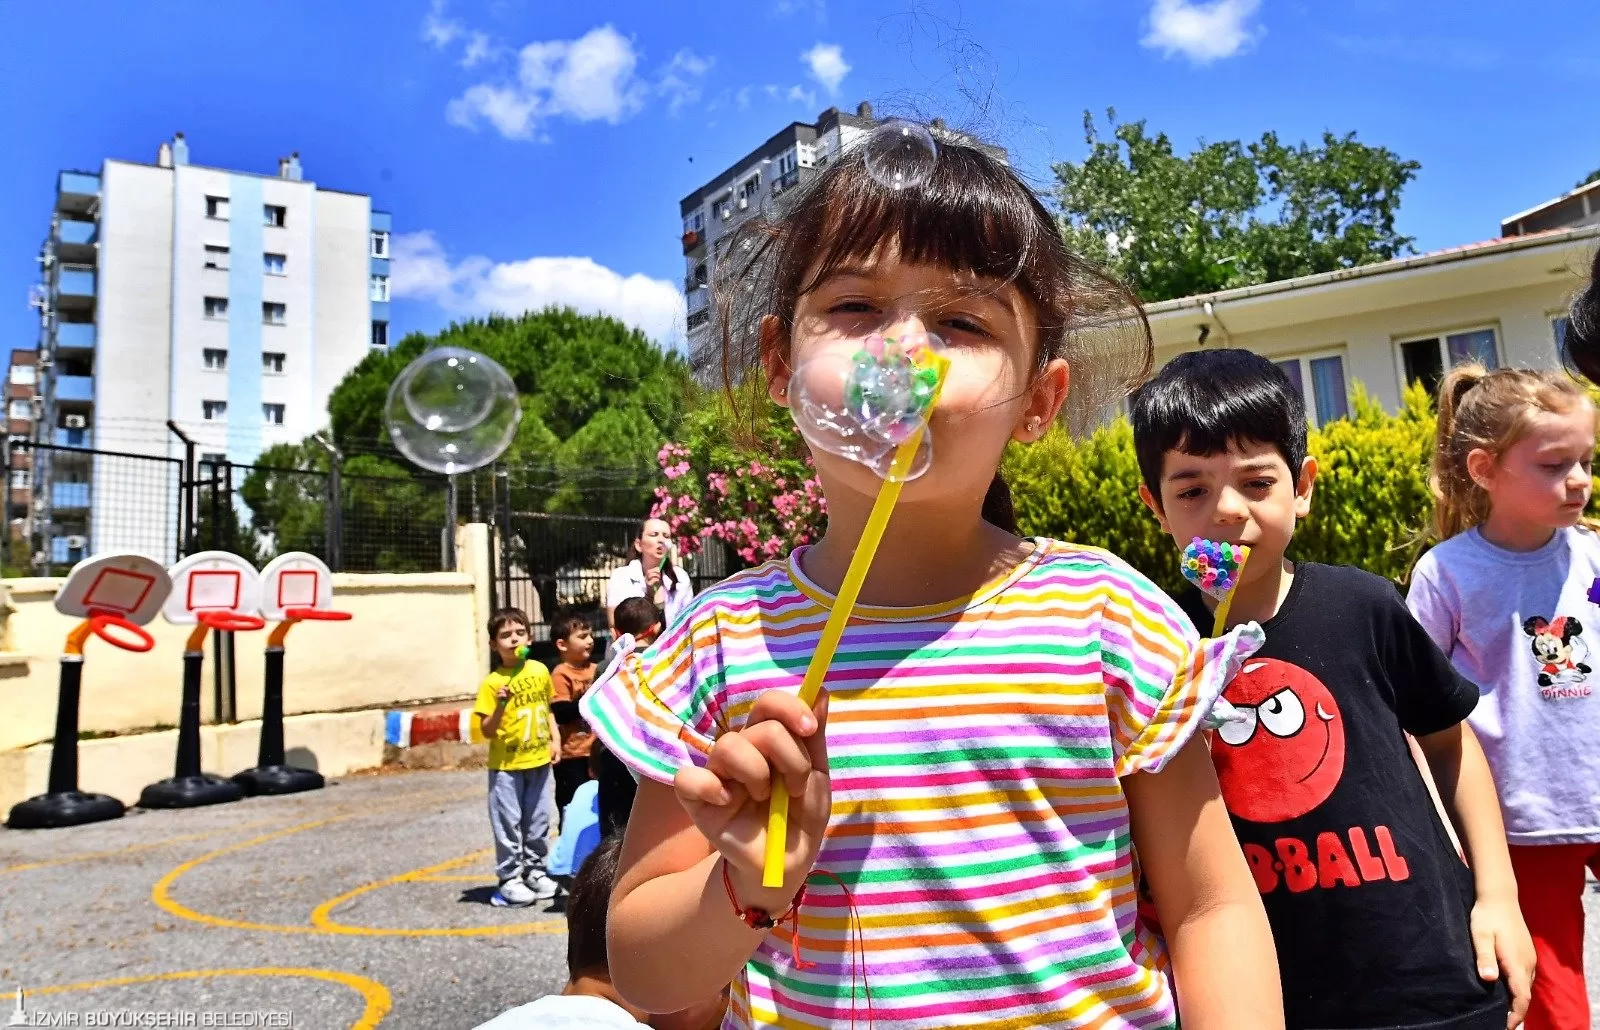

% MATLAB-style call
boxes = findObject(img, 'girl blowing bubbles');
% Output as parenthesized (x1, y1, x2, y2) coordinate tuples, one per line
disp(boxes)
(1408, 366, 1599, 1030)
(582, 133, 1281, 1028)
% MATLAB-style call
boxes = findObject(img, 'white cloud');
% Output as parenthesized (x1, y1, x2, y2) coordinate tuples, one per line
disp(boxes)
(659, 49, 713, 115)
(801, 42, 850, 93)
(736, 85, 753, 110)
(392, 231, 686, 346)
(447, 25, 648, 139)
(1142, 0, 1263, 63)
(422, 0, 463, 48)
(775, 0, 826, 15)
(460, 31, 495, 69)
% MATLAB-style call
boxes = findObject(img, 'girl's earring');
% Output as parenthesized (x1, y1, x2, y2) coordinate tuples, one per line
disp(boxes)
(1026, 417, 1041, 436)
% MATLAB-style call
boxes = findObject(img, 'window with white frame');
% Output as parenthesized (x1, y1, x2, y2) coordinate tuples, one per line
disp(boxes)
(1273, 351, 1351, 427)
(1396, 327, 1500, 397)
(10, 471, 27, 489)
(263, 204, 286, 228)
(203, 348, 228, 371)
(370, 321, 388, 348)
(202, 400, 227, 420)
(263, 253, 286, 276)
(203, 296, 228, 319)
(204, 244, 230, 270)
(370, 275, 389, 302)
(262, 352, 285, 375)
(9, 365, 35, 386)
(9, 400, 29, 419)
(370, 231, 389, 258)
(205, 196, 229, 220)
(262, 302, 286, 325)
(262, 403, 285, 425)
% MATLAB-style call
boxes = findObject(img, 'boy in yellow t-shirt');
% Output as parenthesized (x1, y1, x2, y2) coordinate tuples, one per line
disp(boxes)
(474, 608, 561, 908)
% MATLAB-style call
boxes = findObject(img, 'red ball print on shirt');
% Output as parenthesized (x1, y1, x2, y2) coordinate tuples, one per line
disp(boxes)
(1211, 658, 1346, 824)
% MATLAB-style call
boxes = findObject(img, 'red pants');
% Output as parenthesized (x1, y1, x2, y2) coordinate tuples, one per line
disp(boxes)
(1508, 842, 1600, 1030)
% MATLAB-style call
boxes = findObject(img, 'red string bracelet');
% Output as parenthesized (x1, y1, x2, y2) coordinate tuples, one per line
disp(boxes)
(721, 858, 809, 962)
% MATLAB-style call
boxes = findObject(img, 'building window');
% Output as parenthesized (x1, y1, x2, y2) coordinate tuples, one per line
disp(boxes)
(370, 231, 389, 258)
(262, 302, 287, 325)
(1273, 352, 1351, 427)
(9, 471, 27, 490)
(200, 451, 226, 468)
(683, 211, 705, 235)
(263, 205, 287, 228)
(204, 296, 228, 319)
(264, 253, 286, 276)
(202, 400, 227, 421)
(263, 352, 285, 375)
(204, 244, 230, 270)
(206, 196, 229, 220)
(1397, 328, 1500, 396)
(203, 348, 228, 371)
(262, 403, 285, 426)
(370, 275, 389, 302)
(9, 400, 29, 419)
(9, 365, 35, 386)
(371, 320, 388, 348)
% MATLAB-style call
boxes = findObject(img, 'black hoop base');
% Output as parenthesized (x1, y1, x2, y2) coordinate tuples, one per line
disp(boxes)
(232, 764, 324, 796)
(139, 774, 244, 809)
(6, 790, 125, 830)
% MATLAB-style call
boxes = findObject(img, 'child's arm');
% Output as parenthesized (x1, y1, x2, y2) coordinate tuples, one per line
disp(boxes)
(547, 711, 562, 762)
(1415, 723, 1534, 1025)
(1125, 738, 1284, 1030)
(608, 690, 830, 1013)
(479, 686, 510, 737)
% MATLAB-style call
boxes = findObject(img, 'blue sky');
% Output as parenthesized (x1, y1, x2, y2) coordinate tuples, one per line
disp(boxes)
(2, 0, 1596, 356)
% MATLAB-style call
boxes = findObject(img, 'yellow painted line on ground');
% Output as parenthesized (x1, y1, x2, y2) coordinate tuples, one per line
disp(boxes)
(1, 818, 288, 875)
(152, 790, 563, 937)
(405, 873, 490, 882)
(25, 966, 391, 1029)
(310, 849, 564, 936)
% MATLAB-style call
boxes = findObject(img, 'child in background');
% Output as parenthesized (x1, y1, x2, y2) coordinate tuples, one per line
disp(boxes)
(1131, 348, 1531, 1030)
(474, 834, 729, 1030)
(582, 135, 1281, 1028)
(592, 597, 662, 838)
(1408, 365, 1600, 1030)
(475, 607, 562, 908)
(550, 612, 598, 824)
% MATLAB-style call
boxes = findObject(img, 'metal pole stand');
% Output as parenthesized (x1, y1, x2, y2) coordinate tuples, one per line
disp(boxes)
(233, 608, 349, 796)
(8, 616, 156, 829)
(140, 613, 262, 809)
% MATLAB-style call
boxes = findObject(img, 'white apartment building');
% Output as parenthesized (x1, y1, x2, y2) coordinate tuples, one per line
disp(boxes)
(679, 102, 1006, 365)
(34, 133, 391, 566)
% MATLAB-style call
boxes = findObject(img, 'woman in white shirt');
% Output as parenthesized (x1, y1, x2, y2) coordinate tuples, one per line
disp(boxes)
(605, 518, 694, 633)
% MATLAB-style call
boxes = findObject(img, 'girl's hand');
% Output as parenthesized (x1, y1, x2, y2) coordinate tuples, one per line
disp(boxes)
(672, 690, 831, 909)
(644, 566, 663, 591)
(494, 685, 511, 704)
(1469, 895, 1535, 1028)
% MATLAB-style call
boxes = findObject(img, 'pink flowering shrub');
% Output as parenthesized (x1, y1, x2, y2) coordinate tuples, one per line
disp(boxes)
(650, 397, 826, 567)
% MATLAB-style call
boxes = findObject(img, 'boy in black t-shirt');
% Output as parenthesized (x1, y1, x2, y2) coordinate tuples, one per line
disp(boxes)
(1130, 349, 1534, 1030)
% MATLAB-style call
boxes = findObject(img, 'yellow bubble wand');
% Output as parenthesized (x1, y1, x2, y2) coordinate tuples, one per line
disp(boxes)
(763, 337, 951, 888)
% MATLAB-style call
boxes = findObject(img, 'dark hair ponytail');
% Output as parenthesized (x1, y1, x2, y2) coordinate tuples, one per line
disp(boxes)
(1565, 248, 1600, 382)
(981, 474, 1018, 535)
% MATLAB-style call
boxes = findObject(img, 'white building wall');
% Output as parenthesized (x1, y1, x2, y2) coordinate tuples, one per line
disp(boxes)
(259, 176, 318, 457)
(169, 163, 237, 460)
(312, 189, 372, 435)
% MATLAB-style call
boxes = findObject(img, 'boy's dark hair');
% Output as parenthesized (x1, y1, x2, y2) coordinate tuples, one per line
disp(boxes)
(1563, 247, 1600, 383)
(551, 611, 591, 647)
(1129, 348, 1308, 507)
(613, 596, 662, 639)
(565, 833, 623, 978)
(487, 607, 530, 639)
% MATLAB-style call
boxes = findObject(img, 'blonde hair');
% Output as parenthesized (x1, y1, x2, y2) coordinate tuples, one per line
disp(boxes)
(1429, 363, 1596, 541)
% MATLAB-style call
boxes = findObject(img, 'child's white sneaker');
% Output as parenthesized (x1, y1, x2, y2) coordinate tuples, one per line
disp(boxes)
(493, 878, 536, 907)
(524, 871, 560, 901)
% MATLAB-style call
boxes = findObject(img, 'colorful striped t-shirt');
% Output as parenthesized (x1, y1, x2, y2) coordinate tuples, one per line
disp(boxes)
(582, 539, 1262, 1029)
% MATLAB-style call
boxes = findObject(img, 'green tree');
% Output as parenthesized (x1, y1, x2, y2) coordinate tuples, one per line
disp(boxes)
(1055, 111, 1421, 303)
(1579, 168, 1600, 188)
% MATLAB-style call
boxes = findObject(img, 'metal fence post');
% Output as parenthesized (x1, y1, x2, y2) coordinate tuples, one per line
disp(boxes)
(167, 421, 195, 558)
(444, 473, 458, 571)
(313, 433, 342, 572)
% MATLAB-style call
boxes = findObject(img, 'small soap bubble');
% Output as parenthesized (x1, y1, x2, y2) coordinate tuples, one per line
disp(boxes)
(862, 119, 939, 191)
(384, 347, 521, 474)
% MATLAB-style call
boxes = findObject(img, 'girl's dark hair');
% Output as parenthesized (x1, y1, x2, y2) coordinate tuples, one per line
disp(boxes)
(1564, 248, 1600, 382)
(629, 518, 677, 580)
(564, 833, 623, 977)
(705, 128, 1154, 441)
(981, 474, 1017, 534)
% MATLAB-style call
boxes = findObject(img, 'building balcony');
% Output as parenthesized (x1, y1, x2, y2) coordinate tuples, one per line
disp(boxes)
(54, 427, 91, 448)
(56, 267, 96, 310)
(57, 322, 95, 351)
(56, 172, 100, 215)
(52, 482, 89, 509)
(55, 375, 93, 403)
(687, 286, 710, 314)
(687, 309, 711, 332)
(57, 219, 97, 263)
(681, 229, 703, 255)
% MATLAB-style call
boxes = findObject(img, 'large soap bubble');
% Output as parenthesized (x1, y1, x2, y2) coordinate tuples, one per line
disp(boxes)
(862, 119, 939, 191)
(384, 347, 521, 474)
(789, 331, 947, 482)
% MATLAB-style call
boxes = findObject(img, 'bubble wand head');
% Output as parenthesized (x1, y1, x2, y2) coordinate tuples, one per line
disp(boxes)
(1180, 537, 1252, 636)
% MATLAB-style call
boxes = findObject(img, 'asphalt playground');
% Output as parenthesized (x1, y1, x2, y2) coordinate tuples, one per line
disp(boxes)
(3, 765, 1598, 1028)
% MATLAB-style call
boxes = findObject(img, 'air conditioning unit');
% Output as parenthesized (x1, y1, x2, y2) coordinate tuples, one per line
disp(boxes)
(737, 197, 749, 211)
(64, 535, 87, 550)
(64, 415, 87, 429)
(719, 205, 732, 220)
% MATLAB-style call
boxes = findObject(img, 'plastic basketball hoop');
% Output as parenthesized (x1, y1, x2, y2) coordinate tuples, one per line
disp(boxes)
(198, 611, 267, 633)
(87, 613, 156, 653)
(283, 608, 352, 622)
